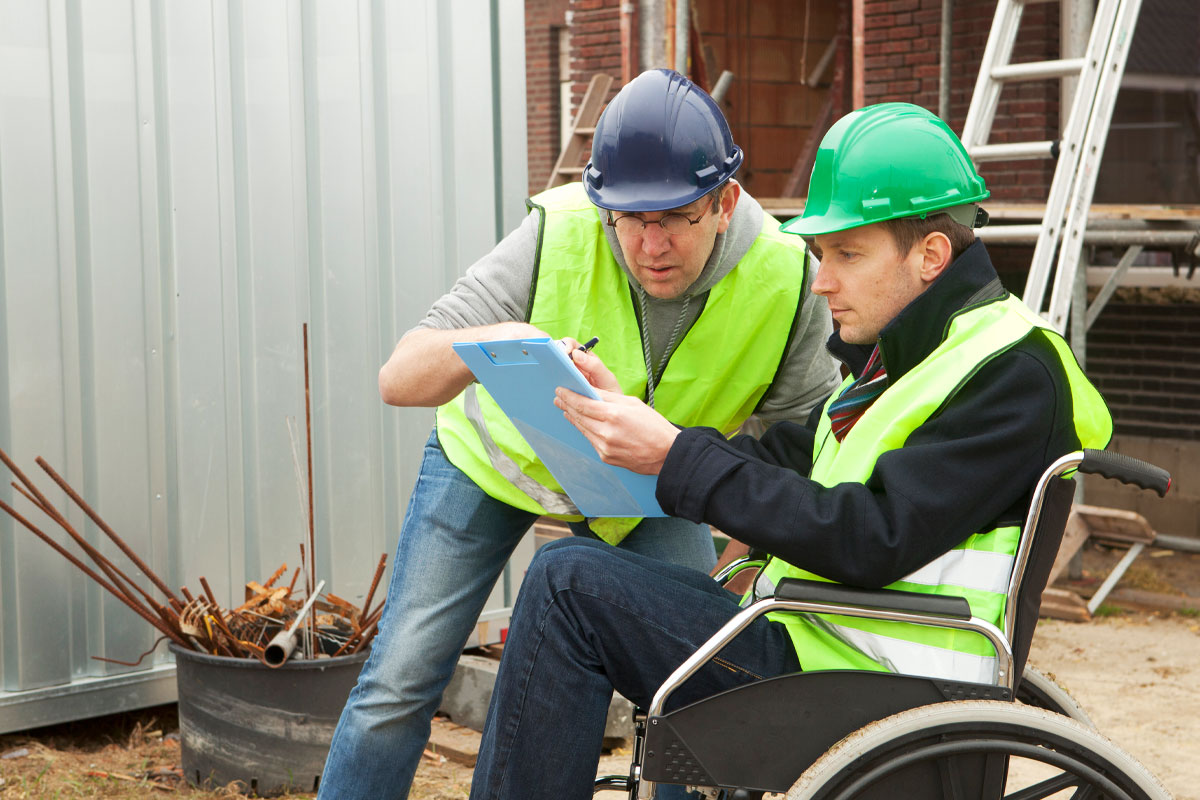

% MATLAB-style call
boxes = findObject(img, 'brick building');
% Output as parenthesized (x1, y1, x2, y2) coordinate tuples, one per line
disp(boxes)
(524, 0, 1200, 537)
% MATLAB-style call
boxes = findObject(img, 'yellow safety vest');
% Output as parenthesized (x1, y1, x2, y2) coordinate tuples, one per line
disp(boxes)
(756, 294, 1112, 682)
(436, 183, 811, 542)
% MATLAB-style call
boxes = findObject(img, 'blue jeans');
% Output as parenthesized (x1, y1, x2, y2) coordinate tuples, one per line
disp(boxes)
(469, 538, 799, 800)
(318, 431, 717, 799)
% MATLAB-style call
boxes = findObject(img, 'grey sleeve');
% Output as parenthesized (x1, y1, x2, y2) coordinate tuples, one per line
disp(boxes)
(407, 211, 540, 334)
(752, 257, 842, 425)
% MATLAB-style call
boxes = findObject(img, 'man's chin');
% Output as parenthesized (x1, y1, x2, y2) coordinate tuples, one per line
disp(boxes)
(638, 278, 685, 300)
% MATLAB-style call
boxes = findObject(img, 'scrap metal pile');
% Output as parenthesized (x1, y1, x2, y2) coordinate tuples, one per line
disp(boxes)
(0, 445, 386, 667)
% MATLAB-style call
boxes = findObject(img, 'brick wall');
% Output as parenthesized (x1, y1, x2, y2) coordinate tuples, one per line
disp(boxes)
(1087, 301, 1200, 441)
(544, 0, 840, 200)
(863, 0, 1058, 202)
(695, 0, 842, 197)
(526, 0, 569, 194)
(568, 0, 623, 115)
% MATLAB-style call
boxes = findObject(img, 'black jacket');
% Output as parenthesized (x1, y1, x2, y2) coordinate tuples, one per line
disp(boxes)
(657, 240, 1087, 590)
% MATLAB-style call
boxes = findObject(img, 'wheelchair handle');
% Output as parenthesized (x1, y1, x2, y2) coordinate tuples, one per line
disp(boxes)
(1079, 449, 1170, 497)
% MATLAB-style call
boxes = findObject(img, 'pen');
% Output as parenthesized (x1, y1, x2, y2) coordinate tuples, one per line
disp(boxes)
(577, 336, 600, 353)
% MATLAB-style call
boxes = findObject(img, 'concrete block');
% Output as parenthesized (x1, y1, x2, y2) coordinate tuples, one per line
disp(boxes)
(439, 654, 635, 742)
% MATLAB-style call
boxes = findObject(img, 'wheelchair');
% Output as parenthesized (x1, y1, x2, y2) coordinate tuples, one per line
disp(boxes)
(595, 449, 1173, 799)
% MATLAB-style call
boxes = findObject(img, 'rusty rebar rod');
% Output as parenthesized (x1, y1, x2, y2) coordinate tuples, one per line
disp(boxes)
(0, 451, 161, 625)
(35, 456, 181, 607)
(9, 481, 169, 634)
(349, 617, 379, 654)
(0, 498, 190, 649)
(359, 553, 387, 625)
(262, 563, 287, 588)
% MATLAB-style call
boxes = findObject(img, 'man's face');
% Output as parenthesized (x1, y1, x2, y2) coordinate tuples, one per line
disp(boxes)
(609, 185, 738, 300)
(810, 224, 929, 345)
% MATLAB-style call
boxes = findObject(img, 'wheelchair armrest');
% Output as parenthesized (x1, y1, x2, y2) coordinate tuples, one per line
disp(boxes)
(775, 578, 972, 620)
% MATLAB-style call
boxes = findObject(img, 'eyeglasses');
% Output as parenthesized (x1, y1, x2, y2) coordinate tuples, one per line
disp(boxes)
(607, 195, 718, 236)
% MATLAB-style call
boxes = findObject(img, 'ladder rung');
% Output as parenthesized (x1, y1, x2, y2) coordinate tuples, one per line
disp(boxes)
(574, 126, 596, 135)
(969, 141, 1058, 161)
(992, 57, 1085, 82)
(558, 167, 585, 175)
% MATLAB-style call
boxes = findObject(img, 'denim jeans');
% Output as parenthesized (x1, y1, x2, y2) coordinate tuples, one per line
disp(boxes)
(469, 538, 800, 800)
(318, 431, 717, 799)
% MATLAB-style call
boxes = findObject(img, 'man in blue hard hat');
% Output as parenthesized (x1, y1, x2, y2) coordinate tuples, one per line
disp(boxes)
(317, 69, 841, 799)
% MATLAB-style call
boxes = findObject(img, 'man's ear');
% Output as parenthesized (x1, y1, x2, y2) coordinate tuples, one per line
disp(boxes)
(918, 231, 954, 283)
(715, 180, 741, 234)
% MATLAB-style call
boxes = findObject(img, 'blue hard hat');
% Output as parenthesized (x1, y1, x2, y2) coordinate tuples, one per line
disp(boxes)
(584, 69, 743, 212)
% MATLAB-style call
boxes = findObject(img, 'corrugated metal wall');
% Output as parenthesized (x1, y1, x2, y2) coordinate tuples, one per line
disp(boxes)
(0, 0, 527, 731)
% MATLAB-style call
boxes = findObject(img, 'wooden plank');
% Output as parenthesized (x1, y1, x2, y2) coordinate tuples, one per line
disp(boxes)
(1073, 504, 1157, 545)
(1048, 510, 1092, 586)
(1039, 587, 1092, 622)
(425, 716, 479, 768)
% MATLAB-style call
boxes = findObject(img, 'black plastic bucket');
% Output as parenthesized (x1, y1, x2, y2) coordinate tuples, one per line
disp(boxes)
(170, 643, 368, 796)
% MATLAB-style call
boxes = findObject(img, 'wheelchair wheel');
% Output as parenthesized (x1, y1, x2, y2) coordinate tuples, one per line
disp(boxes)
(786, 700, 1170, 800)
(1017, 664, 1095, 728)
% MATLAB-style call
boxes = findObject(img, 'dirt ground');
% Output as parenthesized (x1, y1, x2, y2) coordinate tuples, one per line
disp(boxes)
(2, 541, 1198, 799)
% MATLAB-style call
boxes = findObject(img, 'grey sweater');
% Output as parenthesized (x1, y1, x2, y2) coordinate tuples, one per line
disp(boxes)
(413, 189, 840, 424)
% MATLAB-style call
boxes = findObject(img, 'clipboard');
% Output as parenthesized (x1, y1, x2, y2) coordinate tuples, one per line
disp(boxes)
(452, 338, 666, 517)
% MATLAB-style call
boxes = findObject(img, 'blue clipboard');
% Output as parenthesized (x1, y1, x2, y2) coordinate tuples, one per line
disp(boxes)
(452, 338, 665, 517)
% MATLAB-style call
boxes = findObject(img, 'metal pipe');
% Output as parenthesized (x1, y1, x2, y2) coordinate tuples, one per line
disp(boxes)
(264, 579, 327, 667)
(1061, 0, 1092, 136)
(710, 69, 734, 104)
(978, 226, 1199, 246)
(851, 0, 865, 108)
(620, 2, 638, 84)
(1152, 533, 1200, 554)
(674, 0, 689, 73)
(303, 323, 317, 655)
(939, 0, 952, 120)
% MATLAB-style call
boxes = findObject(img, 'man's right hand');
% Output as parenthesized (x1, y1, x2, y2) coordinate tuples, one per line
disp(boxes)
(568, 348, 622, 393)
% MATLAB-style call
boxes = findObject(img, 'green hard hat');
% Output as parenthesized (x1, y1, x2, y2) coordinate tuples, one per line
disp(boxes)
(781, 102, 989, 237)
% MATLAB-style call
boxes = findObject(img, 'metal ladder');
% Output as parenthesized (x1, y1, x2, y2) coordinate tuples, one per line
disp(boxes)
(960, 0, 1143, 332)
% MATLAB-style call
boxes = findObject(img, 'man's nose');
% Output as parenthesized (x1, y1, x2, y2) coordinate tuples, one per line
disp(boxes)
(640, 223, 672, 256)
(811, 267, 834, 295)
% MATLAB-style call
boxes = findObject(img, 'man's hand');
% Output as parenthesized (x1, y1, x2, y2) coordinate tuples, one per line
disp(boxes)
(567, 348, 622, 393)
(554, 387, 679, 475)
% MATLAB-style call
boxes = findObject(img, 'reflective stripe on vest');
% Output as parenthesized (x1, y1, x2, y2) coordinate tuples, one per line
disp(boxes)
(756, 293, 1112, 683)
(436, 182, 811, 519)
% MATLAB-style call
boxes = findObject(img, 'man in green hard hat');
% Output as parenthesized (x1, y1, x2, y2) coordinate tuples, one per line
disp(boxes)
(466, 102, 1113, 799)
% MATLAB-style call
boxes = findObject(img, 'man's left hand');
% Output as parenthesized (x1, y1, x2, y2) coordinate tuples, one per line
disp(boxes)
(554, 387, 679, 475)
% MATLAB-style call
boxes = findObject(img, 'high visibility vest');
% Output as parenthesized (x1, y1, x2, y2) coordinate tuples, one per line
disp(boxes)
(436, 182, 811, 536)
(755, 293, 1112, 683)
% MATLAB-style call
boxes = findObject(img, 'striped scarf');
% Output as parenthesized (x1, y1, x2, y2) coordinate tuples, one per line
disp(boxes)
(827, 344, 888, 442)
